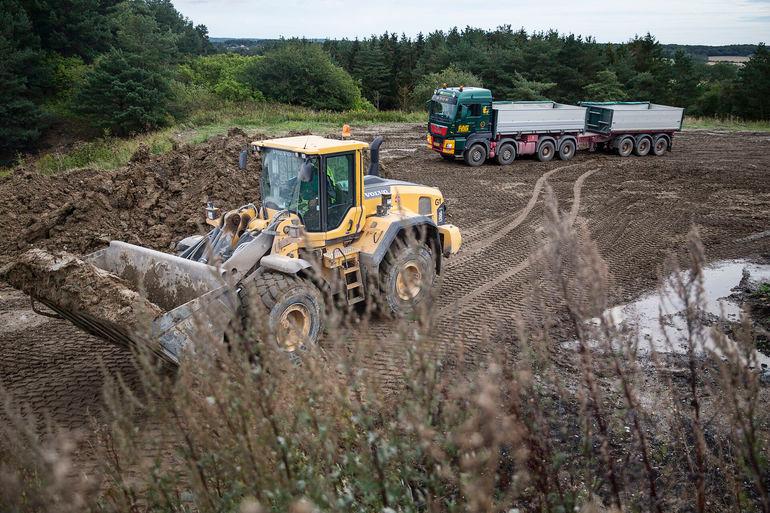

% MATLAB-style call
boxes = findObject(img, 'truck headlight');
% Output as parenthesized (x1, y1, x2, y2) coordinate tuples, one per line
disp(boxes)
(436, 202, 447, 225)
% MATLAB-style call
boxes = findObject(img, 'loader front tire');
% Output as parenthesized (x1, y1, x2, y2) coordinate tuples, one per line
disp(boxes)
(239, 270, 325, 355)
(379, 241, 436, 317)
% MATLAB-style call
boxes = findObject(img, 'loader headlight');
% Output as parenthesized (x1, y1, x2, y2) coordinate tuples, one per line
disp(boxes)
(436, 202, 447, 225)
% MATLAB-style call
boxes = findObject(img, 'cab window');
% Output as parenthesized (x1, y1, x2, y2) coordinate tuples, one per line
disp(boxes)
(324, 153, 355, 230)
(299, 160, 321, 232)
(467, 103, 482, 117)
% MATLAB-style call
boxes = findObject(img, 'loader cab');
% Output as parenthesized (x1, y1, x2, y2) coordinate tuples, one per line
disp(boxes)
(253, 136, 368, 245)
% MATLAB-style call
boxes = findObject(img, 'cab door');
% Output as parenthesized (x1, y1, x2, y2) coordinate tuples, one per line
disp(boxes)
(459, 102, 492, 136)
(302, 150, 364, 247)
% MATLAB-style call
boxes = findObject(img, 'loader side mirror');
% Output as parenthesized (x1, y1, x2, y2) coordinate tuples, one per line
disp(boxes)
(299, 160, 314, 182)
(239, 149, 248, 170)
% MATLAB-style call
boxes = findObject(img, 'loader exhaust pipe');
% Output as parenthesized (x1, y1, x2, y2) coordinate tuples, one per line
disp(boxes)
(367, 136, 384, 176)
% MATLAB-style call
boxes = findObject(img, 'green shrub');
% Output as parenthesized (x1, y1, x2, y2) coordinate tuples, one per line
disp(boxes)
(410, 65, 483, 108)
(240, 44, 363, 111)
(74, 50, 173, 135)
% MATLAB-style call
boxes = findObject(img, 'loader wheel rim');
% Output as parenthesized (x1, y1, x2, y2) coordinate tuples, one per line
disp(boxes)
(277, 303, 311, 351)
(396, 262, 423, 301)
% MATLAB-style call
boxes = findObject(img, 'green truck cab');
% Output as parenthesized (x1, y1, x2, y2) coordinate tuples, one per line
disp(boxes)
(426, 87, 493, 163)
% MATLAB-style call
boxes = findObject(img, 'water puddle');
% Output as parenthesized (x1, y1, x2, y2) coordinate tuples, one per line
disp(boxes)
(591, 260, 770, 368)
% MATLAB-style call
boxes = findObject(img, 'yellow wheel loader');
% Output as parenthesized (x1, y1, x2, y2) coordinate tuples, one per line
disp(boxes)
(7, 135, 461, 365)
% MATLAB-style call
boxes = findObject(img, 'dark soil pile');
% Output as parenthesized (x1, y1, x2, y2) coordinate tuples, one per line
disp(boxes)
(0, 128, 263, 265)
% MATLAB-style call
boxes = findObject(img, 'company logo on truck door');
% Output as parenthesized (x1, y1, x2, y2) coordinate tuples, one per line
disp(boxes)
(458, 124, 470, 133)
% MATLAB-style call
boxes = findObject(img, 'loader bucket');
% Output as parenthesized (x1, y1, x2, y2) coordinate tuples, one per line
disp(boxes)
(84, 241, 239, 365)
(4, 241, 239, 366)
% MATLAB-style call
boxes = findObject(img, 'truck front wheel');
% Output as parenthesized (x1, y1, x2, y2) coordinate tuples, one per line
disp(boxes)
(537, 140, 555, 162)
(558, 140, 576, 160)
(495, 143, 516, 165)
(464, 144, 487, 167)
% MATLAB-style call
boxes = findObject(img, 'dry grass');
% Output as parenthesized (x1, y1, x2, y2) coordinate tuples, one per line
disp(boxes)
(1, 194, 768, 512)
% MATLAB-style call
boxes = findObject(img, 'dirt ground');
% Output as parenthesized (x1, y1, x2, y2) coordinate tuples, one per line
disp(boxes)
(1, 124, 769, 434)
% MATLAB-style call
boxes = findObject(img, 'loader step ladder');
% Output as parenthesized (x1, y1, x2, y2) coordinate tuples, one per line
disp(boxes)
(342, 259, 365, 305)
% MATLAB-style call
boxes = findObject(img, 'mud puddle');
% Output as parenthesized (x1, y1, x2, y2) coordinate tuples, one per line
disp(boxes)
(589, 260, 770, 368)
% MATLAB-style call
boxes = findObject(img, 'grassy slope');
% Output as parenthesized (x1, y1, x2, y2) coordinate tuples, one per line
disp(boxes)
(10, 103, 423, 175)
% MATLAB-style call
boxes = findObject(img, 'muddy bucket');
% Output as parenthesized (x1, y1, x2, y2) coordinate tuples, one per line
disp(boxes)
(3, 242, 238, 366)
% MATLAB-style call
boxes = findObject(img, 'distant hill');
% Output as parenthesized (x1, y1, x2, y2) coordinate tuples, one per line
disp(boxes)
(662, 44, 757, 60)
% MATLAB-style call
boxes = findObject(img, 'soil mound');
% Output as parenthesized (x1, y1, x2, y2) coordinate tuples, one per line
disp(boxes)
(0, 131, 264, 265)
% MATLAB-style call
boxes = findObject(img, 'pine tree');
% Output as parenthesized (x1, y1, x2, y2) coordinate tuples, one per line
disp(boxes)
(735, 43, 770, 120)
(74, 50, 172, 134)
(0, 0, 43, 157)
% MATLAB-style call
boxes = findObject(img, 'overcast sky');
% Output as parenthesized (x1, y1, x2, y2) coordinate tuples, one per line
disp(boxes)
(175, 0, 770, 45)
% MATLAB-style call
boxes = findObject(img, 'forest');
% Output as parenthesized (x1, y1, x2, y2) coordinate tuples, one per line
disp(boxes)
(2, 0, 769, 159)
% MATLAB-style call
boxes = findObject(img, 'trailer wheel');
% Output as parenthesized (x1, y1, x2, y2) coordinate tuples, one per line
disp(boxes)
(558, 139, 576, 161)
(616, 137, 634, 157)
(238, 270, 325, 356)
(495, 143, 516, 165)
(634, 137, 651, 156)
(537, 140, 555, 162)
(652, 136, 668, 156)
(464, 144, 487, 167)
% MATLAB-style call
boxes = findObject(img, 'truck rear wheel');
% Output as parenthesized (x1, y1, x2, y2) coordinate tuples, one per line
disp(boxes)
(238, 270, 325, 356)
(537, 140, 555, 162)
(464, 144, 487, 167)
(558, 139, 576, 160)
(380, 240, 436, 317)
(652, 136, 668, 156)
(634, 137, 651, 156)
(616, 137, 634, 157)
(495, 143, 516, 165)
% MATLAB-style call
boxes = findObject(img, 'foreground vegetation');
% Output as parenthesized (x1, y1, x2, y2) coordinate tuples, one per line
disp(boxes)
(1, 203, 767, 512)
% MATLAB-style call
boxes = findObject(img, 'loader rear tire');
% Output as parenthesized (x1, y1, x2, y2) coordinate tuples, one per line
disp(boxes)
(379, 241, 436, 317)
(238, 270, 325, 356)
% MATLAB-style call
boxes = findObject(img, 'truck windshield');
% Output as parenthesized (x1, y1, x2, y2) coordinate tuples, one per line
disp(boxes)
(430, 95, 458, 120)
(261, 148, 319, 218)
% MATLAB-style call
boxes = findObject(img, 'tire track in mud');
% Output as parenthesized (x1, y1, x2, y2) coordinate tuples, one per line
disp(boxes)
(447, 161, 590, 267)
(438, 166, 600, 318)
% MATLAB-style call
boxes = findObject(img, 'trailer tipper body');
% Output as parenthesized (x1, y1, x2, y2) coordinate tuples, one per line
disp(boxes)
(426, 87, 684, 166)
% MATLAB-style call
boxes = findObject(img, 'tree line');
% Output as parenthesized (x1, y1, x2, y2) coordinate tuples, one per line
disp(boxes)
(323, 28, 769, 120)
(2, 1, 769, 160)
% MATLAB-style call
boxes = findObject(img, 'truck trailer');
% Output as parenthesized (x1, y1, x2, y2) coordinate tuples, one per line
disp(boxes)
(426, 87, 684, 166)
